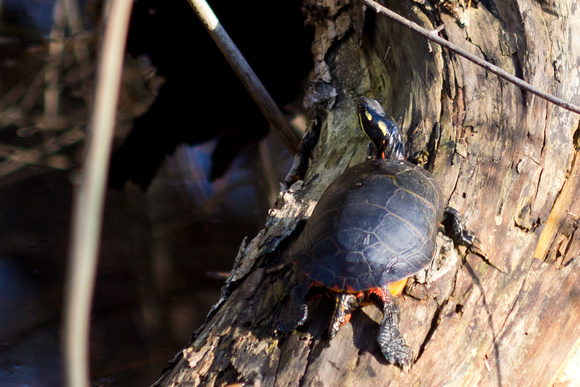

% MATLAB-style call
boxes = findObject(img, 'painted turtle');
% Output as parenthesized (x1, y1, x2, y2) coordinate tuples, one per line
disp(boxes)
(276, 97, 477, 366)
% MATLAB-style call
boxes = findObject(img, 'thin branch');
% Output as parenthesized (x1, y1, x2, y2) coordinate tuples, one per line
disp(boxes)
(45, 2, 66, 126)
(62, 0, 94, 97)
(63, 0, 133, 386)
(187, 0, 300, 155)
(360, 0, 580, 115)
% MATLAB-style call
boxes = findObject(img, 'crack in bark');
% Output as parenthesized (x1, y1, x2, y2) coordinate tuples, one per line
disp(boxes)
(446, 165, 463, 208)
(530, 95, 551, 226)
(511, 52, 527, 106)
(464, 34, 491, 69)
(298, 334, 317, 386)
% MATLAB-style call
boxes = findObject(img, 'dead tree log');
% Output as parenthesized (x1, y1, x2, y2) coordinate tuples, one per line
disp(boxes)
(154, 0, 580, 385)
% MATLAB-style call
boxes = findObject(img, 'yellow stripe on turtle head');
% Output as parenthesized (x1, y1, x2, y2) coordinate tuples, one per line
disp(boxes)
(378, 120, 388, 136)
(365, 111, 373, 122)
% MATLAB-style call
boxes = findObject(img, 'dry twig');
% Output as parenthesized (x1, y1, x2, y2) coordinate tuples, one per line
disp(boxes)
(360, 0, 580, 115)
(187, 0, 300, 154)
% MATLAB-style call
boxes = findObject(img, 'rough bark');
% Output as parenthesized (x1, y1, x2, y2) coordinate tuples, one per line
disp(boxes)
(154, 0, 580, 385)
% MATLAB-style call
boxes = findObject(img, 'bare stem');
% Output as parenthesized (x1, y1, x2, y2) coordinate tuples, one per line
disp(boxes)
(63, 0, 133, 386)
(360, 0, 580, 115)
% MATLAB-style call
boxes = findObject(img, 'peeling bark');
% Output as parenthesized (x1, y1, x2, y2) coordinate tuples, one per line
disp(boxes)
(154, 0, 580, 385)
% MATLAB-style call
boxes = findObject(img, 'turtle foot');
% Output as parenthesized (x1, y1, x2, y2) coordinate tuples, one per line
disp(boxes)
(372, 286, 413, 367)
(328, 293, 360, 339)
(442, 206, 482, 252)
(274, 306, 307, 335)
(274, 283, 310, 335)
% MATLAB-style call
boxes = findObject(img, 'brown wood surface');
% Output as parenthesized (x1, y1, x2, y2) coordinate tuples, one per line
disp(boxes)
(154, 1, 580, 385)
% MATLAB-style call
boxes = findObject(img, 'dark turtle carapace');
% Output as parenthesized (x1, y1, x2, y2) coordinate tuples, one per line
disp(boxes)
(276, 97, 478, 367)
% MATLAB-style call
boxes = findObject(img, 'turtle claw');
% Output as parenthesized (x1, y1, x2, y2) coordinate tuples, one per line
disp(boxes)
(378, 322, 413, 367)
(382, 338, 413, 368)
(464, 232, 485, 255)
(459, 229, 478, 248)
(458, 230, 487, 259)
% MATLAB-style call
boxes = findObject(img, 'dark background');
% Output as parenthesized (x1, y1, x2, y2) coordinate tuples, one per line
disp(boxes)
(0, 0, 312, 385)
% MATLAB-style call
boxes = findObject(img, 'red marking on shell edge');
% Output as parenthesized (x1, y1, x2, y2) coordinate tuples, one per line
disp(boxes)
(320, 281, 371, 295)
(343, 314, 352, 325)
(368, 287, 388, 300)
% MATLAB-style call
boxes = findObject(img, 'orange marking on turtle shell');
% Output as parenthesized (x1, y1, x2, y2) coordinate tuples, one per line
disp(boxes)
(344, 283, 359, 293)
(343, 313, 352, 326)
(388, 278, 408, 296)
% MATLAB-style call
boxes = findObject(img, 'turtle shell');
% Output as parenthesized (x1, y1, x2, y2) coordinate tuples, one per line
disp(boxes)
(290, 159, 444, 292)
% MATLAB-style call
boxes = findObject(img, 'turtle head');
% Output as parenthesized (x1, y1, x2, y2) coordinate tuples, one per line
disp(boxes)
(357, 97, 405, 160)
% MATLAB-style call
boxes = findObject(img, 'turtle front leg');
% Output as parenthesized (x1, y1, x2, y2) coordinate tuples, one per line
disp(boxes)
(329, 293, 361, 339)
(275, 282, 311, 334)
(442, 206, 502, 271)
(369, 286, 413, 367)
(442, 206, 480, 250)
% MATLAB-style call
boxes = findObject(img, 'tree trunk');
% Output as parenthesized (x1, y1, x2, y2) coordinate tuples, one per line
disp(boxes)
(154, 0, 580, 385)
